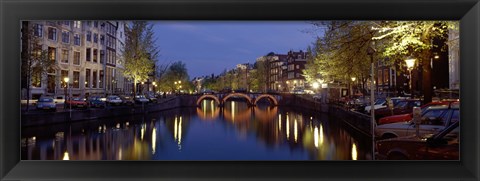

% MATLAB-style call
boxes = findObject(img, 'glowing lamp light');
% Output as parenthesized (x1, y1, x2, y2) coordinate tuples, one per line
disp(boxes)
(312, 82, 320, 89)
(351, 77, 356, 82)
(64, 77, 69, 83)
(405, 58, 416, 70)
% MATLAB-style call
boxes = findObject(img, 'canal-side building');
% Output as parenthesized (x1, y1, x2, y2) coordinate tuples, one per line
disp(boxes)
(284, 50, 308, 92)
(21, 20, 126, 100)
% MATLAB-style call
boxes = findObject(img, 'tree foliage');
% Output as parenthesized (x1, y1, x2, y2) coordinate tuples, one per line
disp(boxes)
(305, 21, 458, 102)
(304, 21, 376, 88)
(123, 21, 158, 95)
(372, 21, 458, 102)
(158, 61, 190, 92)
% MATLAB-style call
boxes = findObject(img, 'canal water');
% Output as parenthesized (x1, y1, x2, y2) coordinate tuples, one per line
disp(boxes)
(22, 100, 372, 160)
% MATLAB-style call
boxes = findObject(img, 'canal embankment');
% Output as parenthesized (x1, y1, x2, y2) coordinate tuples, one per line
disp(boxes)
(279, 94, 372, 137)
(21, 95, 198, 127)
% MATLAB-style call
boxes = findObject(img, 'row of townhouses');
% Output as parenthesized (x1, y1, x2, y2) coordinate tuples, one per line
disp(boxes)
(21, 20, 133, 100)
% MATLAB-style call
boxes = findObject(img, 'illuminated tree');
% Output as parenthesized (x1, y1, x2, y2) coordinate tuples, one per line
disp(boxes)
(372, 21, 458, 103)
(123, 21, 158, 96)
(305, 21, 375, 92)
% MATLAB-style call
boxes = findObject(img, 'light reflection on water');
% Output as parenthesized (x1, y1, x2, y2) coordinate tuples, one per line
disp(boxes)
(22, 100, 371, 160)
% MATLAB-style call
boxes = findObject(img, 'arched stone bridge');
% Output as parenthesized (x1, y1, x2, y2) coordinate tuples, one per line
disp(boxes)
(196, 93, 279, 107)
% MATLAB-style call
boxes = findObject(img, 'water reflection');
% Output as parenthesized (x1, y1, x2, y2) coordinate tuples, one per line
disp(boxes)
(22, 100, 371, 160)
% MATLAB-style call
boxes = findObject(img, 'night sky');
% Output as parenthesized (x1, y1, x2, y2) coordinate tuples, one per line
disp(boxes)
(152, 21, 320, 78)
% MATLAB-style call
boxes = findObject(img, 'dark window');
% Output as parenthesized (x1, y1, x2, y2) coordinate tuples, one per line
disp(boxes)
(92, 70, 97, 88)
(62, 31, 70, 44)
(86, 48, 91, 61)
(100, 50, 105, 64)
(100, 35, 105, 45)
(74, 34, 80, 46)
(47, 27, 57, 41)
(64, 21, 70, 26)
(86, 31, 91, 42)
(93, 33, 98, 43)
(99, 70, 104, 88)
(94, 21, 98, 28)
(73, 71, 80, 88)
(34, 24, 43, 37)
(85, 69, 90, 88)
(93, 49, 98, 63)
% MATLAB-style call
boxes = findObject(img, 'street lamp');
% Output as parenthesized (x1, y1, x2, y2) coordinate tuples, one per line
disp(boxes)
(312, 82, 320, 89)
(64, 77, 71, 120)
(351, 77, 356, 96)
(152, 82, 157, 94)
(405, 57, 416, 99)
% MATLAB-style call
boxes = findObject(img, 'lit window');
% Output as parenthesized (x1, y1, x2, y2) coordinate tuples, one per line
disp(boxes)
(73, 51, 80, 65)
(61, 49, 69, 63)
(73, 21, 81, 28)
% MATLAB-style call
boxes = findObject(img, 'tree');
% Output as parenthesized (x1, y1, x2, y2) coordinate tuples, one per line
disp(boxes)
(372, 21, 457, 103)
(158, 61, 189, 92)
(123, 21, 158, 96)
(21, 22, 57, 111)
(304, 21, 376, 95)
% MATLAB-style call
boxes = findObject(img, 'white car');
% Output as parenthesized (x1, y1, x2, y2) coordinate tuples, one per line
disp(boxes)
(106, 95, 123, 106)
(375, 105, 459, 140)
(365, 98, 387, 113)
(365, 97, 407, 113)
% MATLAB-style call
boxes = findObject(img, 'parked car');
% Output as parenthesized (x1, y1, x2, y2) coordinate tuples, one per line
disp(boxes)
(145, 93, 157, 103)
(374, 99, 422, 120)
(375, 103, 459, 140)
(364, 98, 386, 113)
(106, 95, 123, 106)
(119, 95, 134, 106)
(365, 97, 407, 114)
(87, 96, 106, 108)
(292, 88, 305, 94)
(65, 97, 88, 109)
(134, 95, 150, 104)
(36, 97, 57, 111)
(378, 100, 458, 125)
(376, 121, 459, 160)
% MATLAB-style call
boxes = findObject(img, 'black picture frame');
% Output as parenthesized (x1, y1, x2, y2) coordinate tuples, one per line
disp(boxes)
(1, 0, 479, 180)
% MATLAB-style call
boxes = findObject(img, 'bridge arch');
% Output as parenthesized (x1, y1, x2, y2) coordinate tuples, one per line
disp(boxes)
(196, 94, 221, 106)
(222, 93, 253, 105)
(253, 94, 278, 106)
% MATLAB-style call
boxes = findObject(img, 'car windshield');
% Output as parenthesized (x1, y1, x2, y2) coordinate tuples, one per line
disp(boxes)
(39, 98, 53, 102)
(394, 101, 408, 108)
(374, 99, 385, 105)
(72, 97, 82, 101)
